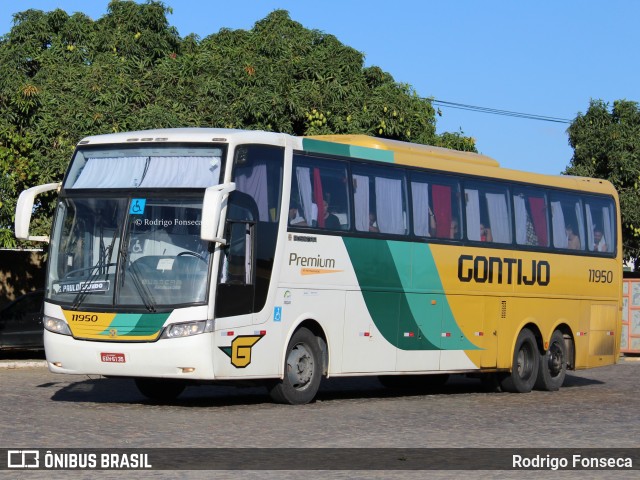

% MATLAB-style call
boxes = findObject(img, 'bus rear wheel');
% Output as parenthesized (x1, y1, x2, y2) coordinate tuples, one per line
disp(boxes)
(534, 330, 567, 391)
(500, 328, 539, 393)
(135, 378, 186, 401)
(268, 327, 322, 405)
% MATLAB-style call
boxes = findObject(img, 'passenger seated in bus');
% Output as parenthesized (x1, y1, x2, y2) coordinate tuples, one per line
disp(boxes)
(322, 200, 341, 229)
(369, 212, 379, 232)
(593, 226, 607, 252)
(288, 201, 307, 226)
(480, 223, 493, 242)
(450, 218, 460, 239)
(565, 223, 581, 249)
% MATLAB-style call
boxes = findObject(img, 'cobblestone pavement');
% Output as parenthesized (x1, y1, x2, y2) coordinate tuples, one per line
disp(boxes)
(1, 355, 638, 479)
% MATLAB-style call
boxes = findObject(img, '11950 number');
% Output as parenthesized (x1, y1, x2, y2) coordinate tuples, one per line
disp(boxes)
(588, 269, 614, 283)
(70, 313, 99, 322)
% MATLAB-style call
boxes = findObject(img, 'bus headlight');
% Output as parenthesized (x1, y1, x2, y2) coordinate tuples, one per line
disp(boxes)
(43, 315, 72, 336)
(162, 320, 214, 339)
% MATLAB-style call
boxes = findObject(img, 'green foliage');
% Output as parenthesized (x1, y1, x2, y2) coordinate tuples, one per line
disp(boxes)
(565, 99, 640, 265)
(0, 1, 475, 246)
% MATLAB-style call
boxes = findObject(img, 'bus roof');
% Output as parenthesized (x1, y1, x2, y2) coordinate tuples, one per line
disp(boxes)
(76, 128, 287, 146)
(305, 134, 500, 168)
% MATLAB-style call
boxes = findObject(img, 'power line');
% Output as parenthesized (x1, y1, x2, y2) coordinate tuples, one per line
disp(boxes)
(431, 99, 572, 124)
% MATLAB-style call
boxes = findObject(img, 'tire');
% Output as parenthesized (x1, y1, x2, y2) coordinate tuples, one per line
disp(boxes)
(269, 327, 322, 405)
(135, 378, 186, 401)
(378, 374, 449, 391)
(500, 328, 539, 393)
(534, 330, 567, 391)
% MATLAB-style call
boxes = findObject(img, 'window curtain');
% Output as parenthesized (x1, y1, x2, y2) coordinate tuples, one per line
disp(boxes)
(529, 197, 548, 246)
(295, 166, 313, 225)
(432, 185, 452, 238)
(465, 189, 480, 241)
(412, 182, 430, 237)
(602, 206, 613, 253)
(353, 174, 370, 231)
(141, 156, 221, 188)
(375, 177, 404, 234)
(236, 162, 269, 221)
(585, 204, 595, 251)
(486, 193, 510, 243)
(551, 201, 567, 248)
(72, 156, 148, 188)
(73, 156, 222, 190)
(514, 196, 528, 244)
(313, 168, 325, 228)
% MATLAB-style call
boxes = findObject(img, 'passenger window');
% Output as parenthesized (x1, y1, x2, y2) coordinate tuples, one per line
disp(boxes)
(234, 145, 284, 223)
(464, 182, 511, 244)
(550, 193, 584, 251)
(513, 189, 549, 247)
(410, 172, 462, 240)
(291, 155, 350, 231)
(352, 165, 407, 235)
(584, 197, 615, 253)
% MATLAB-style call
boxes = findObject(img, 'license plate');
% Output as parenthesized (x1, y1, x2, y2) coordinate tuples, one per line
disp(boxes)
(101, 352, 126, 363)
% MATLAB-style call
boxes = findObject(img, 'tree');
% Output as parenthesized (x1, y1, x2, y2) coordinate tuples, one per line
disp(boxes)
(565, 99, 640, 265)
(0, 1, 475, 246)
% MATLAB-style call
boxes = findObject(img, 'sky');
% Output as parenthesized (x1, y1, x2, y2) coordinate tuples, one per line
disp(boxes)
(1, 0, 638, 175)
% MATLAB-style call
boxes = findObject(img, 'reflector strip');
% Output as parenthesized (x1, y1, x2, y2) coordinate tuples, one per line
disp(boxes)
(474, 332, 484, 336)
(359, 332, 371, 337)
(403, 332, 415, 337)
(441, 332, 451, 337)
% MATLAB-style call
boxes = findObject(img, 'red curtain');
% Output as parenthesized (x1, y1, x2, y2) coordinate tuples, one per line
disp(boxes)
(313, 168, 324, 227)
(432, 185, 452, 238)
(528, 197, 547, 246)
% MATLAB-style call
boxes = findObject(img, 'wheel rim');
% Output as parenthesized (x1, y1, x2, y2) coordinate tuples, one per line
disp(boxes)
(286, 342, 314, 391)
(516, 342, 535, 379)
(547, 341, 564, 378)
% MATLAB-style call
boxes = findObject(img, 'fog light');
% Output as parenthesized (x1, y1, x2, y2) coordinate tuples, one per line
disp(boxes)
(181, 367, 196, 373)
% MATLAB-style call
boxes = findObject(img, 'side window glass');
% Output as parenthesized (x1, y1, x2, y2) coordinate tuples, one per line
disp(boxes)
(513, 189, 549, 247)
(550, 193, 584, 251)
(410, 172, 462, 240)
(584, 197, 615, 253)
(290, 156, 350, 231)
(464, 182, 512, 244)
(352, 165, 407, 235)
(233, 145, 284, 223)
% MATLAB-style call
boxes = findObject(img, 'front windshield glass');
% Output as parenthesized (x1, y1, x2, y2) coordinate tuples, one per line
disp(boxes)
(48, 196, 210, 309)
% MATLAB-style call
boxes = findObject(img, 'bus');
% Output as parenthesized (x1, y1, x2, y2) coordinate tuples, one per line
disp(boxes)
(15, 128, 622, 404)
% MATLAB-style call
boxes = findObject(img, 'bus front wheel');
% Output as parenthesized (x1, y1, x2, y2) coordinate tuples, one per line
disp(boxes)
(500, 328, 539, 393)
(534, 330, 567, 391)
(268, 327, 322, 405)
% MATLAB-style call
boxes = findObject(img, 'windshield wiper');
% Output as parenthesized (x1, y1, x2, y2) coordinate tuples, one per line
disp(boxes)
(127, 261, 157, 313)
(70, 224, 119, 310)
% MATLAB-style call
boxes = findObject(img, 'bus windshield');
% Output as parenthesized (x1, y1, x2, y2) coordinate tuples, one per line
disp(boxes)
(45, 143, 225, 309)
(48, 196, 211, 309)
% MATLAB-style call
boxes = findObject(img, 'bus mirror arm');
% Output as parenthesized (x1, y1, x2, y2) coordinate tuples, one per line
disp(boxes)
(201, 182, 236, 244)
(15, 182, 62, 242)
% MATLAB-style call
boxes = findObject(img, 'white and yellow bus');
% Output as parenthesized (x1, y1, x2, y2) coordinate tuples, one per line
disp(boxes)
(16, 129, 621, 404)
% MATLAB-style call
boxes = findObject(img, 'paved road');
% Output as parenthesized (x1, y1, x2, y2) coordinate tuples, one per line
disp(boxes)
(1, 354, 639, 479)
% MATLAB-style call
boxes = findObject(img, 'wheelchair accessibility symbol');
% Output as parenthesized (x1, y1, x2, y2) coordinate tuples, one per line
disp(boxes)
(129, 198, 146, 214)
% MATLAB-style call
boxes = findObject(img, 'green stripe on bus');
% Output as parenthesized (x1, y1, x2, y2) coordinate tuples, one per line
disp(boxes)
(302, 138, 394, 163)
(342, 237, 478, 351)
(98, 313, 169, 337)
